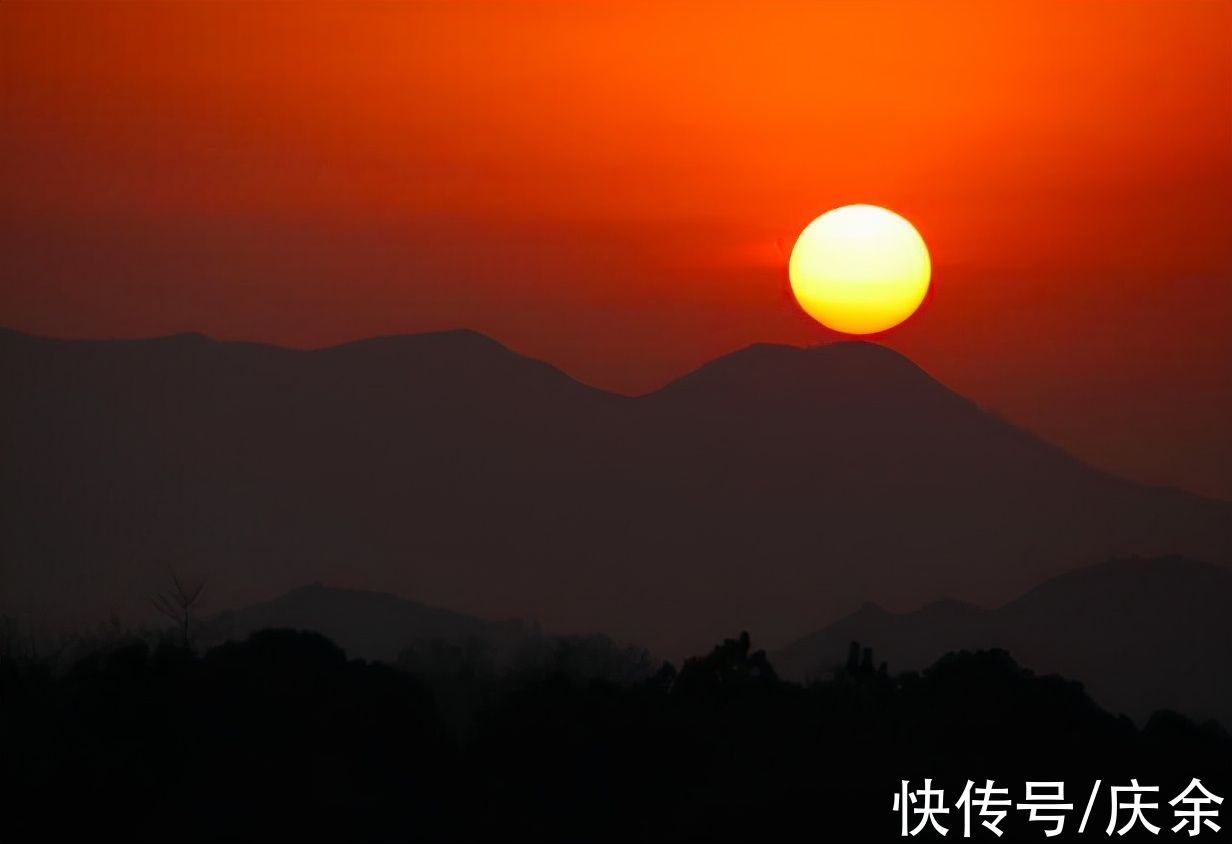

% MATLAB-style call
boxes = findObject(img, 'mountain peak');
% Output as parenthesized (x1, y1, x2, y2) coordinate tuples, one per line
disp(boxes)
(850, 601, 891, 621)
(321, 327, 504, 354)
(650, 339, 942, 405)
(807, 338, 918, 363)
(302, 328, 616, 401)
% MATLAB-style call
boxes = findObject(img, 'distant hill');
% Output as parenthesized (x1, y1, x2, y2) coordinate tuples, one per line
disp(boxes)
(203, 583, 533, 664)
(201, 583, 655, 687)
(773, 555, 1232, 724)
(2, 327, 1229, 656)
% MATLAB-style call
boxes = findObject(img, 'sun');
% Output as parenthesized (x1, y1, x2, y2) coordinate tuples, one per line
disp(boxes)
(788, 204, 930, 335)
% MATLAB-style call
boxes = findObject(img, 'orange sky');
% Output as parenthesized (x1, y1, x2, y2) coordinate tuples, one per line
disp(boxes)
(2, 1, 1230, 499)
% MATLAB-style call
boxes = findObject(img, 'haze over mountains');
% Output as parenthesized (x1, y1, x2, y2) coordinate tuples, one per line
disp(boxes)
(199, 555, 1232, 727)
(774, 555, 1232, 725)
(2, 327, 1228, 656)
(204, 583, 533, 666)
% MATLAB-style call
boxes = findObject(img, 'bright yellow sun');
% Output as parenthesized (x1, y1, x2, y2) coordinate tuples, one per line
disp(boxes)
(788, 204, 930, 335)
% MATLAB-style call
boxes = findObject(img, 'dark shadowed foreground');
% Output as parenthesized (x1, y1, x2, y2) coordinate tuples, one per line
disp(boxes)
(2, 630, 1228, 842)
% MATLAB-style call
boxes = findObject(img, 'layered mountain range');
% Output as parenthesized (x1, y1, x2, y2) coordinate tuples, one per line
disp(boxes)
(2, 327, 1227, 656)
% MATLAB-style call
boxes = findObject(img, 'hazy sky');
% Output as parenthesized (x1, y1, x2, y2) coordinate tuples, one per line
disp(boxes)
(2, 1, 1230, 498)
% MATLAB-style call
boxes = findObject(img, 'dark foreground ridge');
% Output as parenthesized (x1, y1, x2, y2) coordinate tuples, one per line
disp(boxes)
(2, 629, 1228, 842)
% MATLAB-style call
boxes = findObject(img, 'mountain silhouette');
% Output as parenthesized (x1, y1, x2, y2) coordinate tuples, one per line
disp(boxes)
(774, 555, 1232, 724)
(2, 327, 1228, 656)
(202, 582, 534, 664)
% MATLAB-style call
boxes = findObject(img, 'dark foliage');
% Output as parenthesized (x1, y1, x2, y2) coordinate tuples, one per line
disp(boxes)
(2, 630, 1228, 842)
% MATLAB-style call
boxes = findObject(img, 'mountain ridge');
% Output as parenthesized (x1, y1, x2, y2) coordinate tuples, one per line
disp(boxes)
(204, 581, 535, 665)
(773, 554, 1232, 723)
(2, 326, 1228, 656)
(0, 327, 946, 402)
(5, 324, 1229, 502)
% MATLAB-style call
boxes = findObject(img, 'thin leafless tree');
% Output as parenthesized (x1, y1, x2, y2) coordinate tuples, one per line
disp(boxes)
(152, 573, 205, 649)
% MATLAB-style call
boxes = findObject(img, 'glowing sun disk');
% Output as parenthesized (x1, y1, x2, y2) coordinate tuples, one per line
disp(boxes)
(788, 204, 930, 334)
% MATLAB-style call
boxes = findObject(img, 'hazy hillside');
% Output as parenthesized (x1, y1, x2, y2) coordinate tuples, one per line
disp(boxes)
(203, 583, 534, 664)
(774, 555, 1232, 724)
(3, 328, 1228, 656)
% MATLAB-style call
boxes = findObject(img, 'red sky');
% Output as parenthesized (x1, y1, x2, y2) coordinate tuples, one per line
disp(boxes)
(2, 1, 1230, 499)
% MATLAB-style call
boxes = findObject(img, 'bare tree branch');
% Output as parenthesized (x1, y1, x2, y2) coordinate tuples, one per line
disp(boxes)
(152, 572, 206, 649)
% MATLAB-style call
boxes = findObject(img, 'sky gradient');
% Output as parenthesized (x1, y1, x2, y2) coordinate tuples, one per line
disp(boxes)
(2, 0, 1230, 499)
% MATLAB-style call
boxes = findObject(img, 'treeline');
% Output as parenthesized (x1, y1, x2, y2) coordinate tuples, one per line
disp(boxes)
(1, 629, 1228, 842)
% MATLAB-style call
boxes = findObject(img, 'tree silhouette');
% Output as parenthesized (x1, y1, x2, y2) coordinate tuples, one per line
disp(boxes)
(675, 630, 778, 693)
(4, 628, 1229, 842)
(151, 573, 205, 648)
